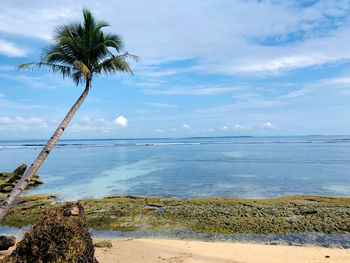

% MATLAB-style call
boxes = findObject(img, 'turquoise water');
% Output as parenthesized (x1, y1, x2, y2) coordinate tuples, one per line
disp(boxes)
(0, 136, 349, 200)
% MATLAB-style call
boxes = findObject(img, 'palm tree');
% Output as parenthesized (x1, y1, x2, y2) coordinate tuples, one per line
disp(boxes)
(0, 9, 138, 221)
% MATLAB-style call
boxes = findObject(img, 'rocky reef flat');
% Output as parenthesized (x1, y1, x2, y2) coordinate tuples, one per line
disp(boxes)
(0, 164, 43, 193)
(1, 194, 349, 235)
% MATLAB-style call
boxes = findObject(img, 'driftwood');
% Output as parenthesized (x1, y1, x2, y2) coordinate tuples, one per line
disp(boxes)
(4, 202, 98, 263)
(0, 235, 15, 250)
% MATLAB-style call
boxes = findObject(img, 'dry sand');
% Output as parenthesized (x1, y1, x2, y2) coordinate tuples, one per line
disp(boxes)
(1, 238, 349, 262)
(93, 238, 350, 263)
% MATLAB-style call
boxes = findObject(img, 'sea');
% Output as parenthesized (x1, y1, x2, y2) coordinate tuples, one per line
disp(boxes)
(0, 135, 349, 200)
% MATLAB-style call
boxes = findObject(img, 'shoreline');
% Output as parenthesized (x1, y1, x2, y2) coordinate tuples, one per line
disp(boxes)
(93, 238, 350, 263)
(0, 194, 349, 248)
(1, 194, 349, 262)
(2, 225, 349, 248)
(1, 194, 349, 233)
(2, 238, 350, 263)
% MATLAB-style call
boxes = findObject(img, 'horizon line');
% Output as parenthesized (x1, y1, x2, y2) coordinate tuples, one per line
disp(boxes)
(1, 134, 349, 142)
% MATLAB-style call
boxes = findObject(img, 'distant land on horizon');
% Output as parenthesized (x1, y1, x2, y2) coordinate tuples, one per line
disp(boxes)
(1, 134, 350, 144)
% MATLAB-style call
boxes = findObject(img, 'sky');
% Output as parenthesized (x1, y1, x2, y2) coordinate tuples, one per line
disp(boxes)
(1, 0, 350, 139)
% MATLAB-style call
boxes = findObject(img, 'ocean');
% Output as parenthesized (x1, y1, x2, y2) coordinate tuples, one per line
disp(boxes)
(0, 135, 349, 200)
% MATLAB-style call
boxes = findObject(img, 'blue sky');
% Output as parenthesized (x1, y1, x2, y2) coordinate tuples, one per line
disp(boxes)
(1, 0, 350, 139)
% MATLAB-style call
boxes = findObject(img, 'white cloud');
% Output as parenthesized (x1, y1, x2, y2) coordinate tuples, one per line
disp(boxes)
(319, 76, 350, 85)
(138, 70, 179, 77)
(0, 94, 3, 98)
(155, 129, 163, 133)
(196, 87, 312, 115)
(221, 126, 229, 131)
(0, 39, 28, 57)
(2, 1, 350, 74)
(309, 75, 350, 96)
(196, 99, 285, 115)
(0, 97, 46, 110)
(147, 103, 178, 108)
(114, 115, 128, 127)
(134, 109, 153, 114)
(233, 124, 251, 130)
(69, 116, 128, 132)
(279, 88, 312, 99)
(143, 86, 244, 95)
(0, 6, 78, 40)
(0, 72, 73, 90)
(183, 123, 191, 129)
(131, 82, 160, 87)
(0, 65, 16, 71)
(263, 122, 277, 130)
(0, 116, 47, 130)
(230, 54, 333, 74)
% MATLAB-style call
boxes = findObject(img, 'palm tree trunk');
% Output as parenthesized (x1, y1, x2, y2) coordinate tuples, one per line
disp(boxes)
(0, 81, 90, 222)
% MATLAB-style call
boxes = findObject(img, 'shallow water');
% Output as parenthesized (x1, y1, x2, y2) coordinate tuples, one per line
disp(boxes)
(90, 229, 350, 249)
(0, 136, 350, 200)
(1, 225, 348, 248)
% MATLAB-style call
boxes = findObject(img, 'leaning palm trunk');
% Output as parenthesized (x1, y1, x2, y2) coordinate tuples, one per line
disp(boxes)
(0, 8, 137, 221)
(0, 81, 90, 221)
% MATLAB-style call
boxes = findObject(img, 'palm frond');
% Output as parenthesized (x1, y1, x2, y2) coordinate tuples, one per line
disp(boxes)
(72, 71, 84, 85)
(116, 52, 140, 62)
(17, 62, 73, 78)
(17, 62, 41, 71)
(104, 33, 124, 52)
(94, 54, 136, 75)
(17, 8, 138, 86)
(83, 8, 96, 32)
(93, 22, 109, 34)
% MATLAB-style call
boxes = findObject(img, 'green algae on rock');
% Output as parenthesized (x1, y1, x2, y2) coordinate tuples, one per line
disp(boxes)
(0, 194, 58, 228)
(1, 195, 349, 235)
(0, 164, 43, 193)
(94, 241, 112, 248)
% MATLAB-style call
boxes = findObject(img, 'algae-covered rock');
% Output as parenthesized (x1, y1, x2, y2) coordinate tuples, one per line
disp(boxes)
(81, 195, 350, 234)
(0, 164, 43, 193)
(0, 194, 57, 228)
(94, 241, 112, 248)
(12, 165, 27, 177)
(4, 202, 98, 263)
(1, 195, 349, 235)
(0, 235, 16, 250)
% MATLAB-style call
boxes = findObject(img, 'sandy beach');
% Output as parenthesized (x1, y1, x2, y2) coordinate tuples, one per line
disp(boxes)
(94, 239, 348, 263)
(1, 238, 349, 262)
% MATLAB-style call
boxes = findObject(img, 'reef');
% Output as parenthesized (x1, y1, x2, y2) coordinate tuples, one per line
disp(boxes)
(0, 165, 43, 193)
(1, 194, 349, 235)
